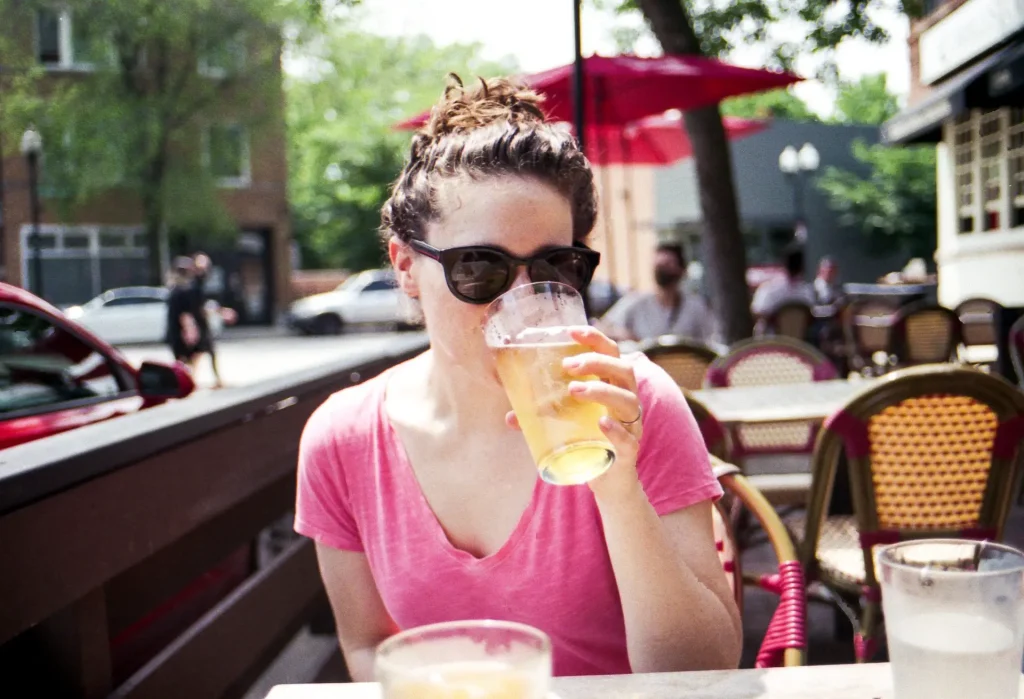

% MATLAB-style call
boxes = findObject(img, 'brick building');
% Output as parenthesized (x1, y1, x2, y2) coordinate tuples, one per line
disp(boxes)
(882, 0, 1024, 309)
(0, 6, 292, 323)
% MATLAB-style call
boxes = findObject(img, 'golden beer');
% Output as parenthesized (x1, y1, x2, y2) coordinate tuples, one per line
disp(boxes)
(384, 661, 541, 699)
(494, 337, 615, 485)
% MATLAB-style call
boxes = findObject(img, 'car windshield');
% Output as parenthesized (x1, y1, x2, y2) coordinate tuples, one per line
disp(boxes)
(335, 276, 365, 292)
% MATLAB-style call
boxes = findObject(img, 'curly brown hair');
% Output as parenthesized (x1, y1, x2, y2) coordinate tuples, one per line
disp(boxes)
(380, 74, 598, 247)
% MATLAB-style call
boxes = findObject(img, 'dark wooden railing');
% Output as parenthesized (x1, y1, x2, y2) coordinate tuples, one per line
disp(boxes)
(0, 335, 429, 698)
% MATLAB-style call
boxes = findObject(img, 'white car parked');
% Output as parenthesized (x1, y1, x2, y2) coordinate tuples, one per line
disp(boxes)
(286, 269, 416, 335)
(64, 286, 224, 346)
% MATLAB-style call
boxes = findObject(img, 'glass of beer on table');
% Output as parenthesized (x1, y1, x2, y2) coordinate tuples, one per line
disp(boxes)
(375, 620, 552, 699)
(877, 539, 1024, 699)
(483, 282, 615, 485)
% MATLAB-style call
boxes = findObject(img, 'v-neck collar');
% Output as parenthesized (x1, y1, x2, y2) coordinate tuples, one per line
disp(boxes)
(378, 367, 544, 570)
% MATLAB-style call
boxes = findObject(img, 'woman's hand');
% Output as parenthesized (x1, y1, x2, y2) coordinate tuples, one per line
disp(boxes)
(505, 325, 643, 502)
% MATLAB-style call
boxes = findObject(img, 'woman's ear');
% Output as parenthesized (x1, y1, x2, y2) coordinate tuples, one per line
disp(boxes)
(389, 238, 419, 299)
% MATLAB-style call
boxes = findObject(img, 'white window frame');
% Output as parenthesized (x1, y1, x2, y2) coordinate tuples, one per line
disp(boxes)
(202, 124, 252, 189)
(34, 8, 112, 71)
(947, 107, 1024, 237)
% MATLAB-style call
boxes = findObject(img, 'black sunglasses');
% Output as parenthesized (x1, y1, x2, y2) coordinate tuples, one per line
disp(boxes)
(408, 239, 601, 305)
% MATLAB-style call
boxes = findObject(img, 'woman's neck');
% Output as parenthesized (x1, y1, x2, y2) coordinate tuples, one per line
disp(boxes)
(403, 349, 513, 433)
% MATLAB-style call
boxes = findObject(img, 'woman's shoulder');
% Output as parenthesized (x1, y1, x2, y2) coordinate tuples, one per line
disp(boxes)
(300, 368, 392, 458)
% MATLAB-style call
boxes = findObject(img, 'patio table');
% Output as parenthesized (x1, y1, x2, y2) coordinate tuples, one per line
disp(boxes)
(690, 377, 879, 426)
(266, 662, 1024, 698)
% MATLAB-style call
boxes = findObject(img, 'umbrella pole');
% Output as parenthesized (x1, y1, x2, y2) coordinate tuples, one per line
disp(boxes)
(573, 0, 585, 154)
(594, 85, 616, 292)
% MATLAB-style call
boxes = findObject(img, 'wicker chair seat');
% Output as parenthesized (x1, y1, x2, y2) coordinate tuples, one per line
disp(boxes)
(788, 514, 865, 589)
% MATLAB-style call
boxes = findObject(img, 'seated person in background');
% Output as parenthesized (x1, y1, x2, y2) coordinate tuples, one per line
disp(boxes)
(751, 244, 816, 322)
(813, 256, 841, 306)
(599, 243, 717, 345)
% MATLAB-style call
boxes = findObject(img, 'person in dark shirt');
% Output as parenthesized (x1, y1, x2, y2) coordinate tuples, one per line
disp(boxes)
(166, 258, 199, 363)
(190, 252, 225, 388)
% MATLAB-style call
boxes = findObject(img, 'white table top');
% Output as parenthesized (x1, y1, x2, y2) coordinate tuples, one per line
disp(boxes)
(690, 378, 878, 425)
(267, 662, 1023, 698)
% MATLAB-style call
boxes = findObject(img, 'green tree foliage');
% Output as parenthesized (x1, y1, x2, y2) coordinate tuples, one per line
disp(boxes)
(819, 74, 935, 259)
(286, 28, 516, 271)
(0, 0, 340, 283)
(831, 73, 900, 125)
(722, 88, 819, 121)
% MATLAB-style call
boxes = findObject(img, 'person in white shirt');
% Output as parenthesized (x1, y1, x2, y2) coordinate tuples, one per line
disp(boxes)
(813, 256, 841, 306)
(751, 245, 816, 319)
(599, 243, 717, 344)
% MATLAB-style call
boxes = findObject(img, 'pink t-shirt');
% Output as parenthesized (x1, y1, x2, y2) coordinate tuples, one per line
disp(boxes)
(294, 353, 721, 677)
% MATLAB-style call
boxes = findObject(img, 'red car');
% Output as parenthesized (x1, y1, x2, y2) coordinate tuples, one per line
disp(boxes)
(0, 282, 194, 449)
(0, 283, 253, 683)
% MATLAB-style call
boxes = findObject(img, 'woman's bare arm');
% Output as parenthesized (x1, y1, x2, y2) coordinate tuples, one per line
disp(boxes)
(315, 544, 397, 682)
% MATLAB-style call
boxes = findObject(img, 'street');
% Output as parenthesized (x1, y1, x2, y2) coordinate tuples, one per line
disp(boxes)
(117, 328, 427, 390)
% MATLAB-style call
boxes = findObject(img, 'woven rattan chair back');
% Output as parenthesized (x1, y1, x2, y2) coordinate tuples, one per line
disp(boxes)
(764, 302, 815, 341)
(639, 336, 719, 391)
(956, 298, 1001, 347)
(802, 364, 1024, 592)
(889, 303, 962, 366)
(705, 338, 838, 456)
(706, 337, 837, 388)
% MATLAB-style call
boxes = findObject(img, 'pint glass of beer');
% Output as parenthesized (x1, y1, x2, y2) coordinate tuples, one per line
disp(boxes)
(484, 282, 615, 485)
(376, 621, 551, 699)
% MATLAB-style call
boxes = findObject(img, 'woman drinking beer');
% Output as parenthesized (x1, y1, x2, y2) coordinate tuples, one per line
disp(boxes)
(294, 76, 742, 679)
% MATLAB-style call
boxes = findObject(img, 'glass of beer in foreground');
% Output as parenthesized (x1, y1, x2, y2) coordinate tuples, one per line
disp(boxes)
(878, 539, 1024, 699)
(375, 620, 551, 699)
(484, 282, 615, 485)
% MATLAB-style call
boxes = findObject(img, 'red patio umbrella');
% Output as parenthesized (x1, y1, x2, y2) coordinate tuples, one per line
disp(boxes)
(395, 54, 801, 130)
(586, 112, 769, 166)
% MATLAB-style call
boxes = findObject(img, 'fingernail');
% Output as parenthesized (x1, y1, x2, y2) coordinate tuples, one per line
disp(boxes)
(563, 357, 581, 369)
(569, 381, 586, 395)
(599, 416, 614, 430)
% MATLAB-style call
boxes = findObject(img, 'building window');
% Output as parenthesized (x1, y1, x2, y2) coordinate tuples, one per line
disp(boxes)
(1009, 108, 1024, 228)
(204, 125, 251, 188)
(954, 114, 975, 234)
(950, 108, 1024, 236)
(35, 9, 110, 69)
(979, 110, 1004, 232)
(198, 34, 247, 78)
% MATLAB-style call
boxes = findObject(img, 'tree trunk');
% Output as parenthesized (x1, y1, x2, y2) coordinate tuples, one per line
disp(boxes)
(635, 0, 754, 343)
(141, 146, 169, 286)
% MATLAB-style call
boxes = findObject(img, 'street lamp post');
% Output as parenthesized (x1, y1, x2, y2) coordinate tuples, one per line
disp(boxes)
(19, 127, 44, 298)
(778, 142, 820, 243)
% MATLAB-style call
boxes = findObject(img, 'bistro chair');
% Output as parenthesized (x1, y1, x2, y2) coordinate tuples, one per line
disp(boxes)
(1010, 315, 1024, 389)
(705, 338, 838, 462)
(843, 300, 897, 375)
(956, 297, 1001, 348)
(711, 458, 807, 668)
(639, 335, 720, 391)
(761, 302, 815, 342)
(887, 302, 962, 368)
(789, 364, 1024, 663)
(686, 393, 809, 508)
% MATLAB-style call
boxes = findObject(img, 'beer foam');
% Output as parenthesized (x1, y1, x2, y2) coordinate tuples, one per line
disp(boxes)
(485, 325, 576, 347)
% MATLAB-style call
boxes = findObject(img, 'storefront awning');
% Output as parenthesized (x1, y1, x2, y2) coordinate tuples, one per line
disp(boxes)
(882, 42, 1021, 145)
(989, 42, 1024, 98)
